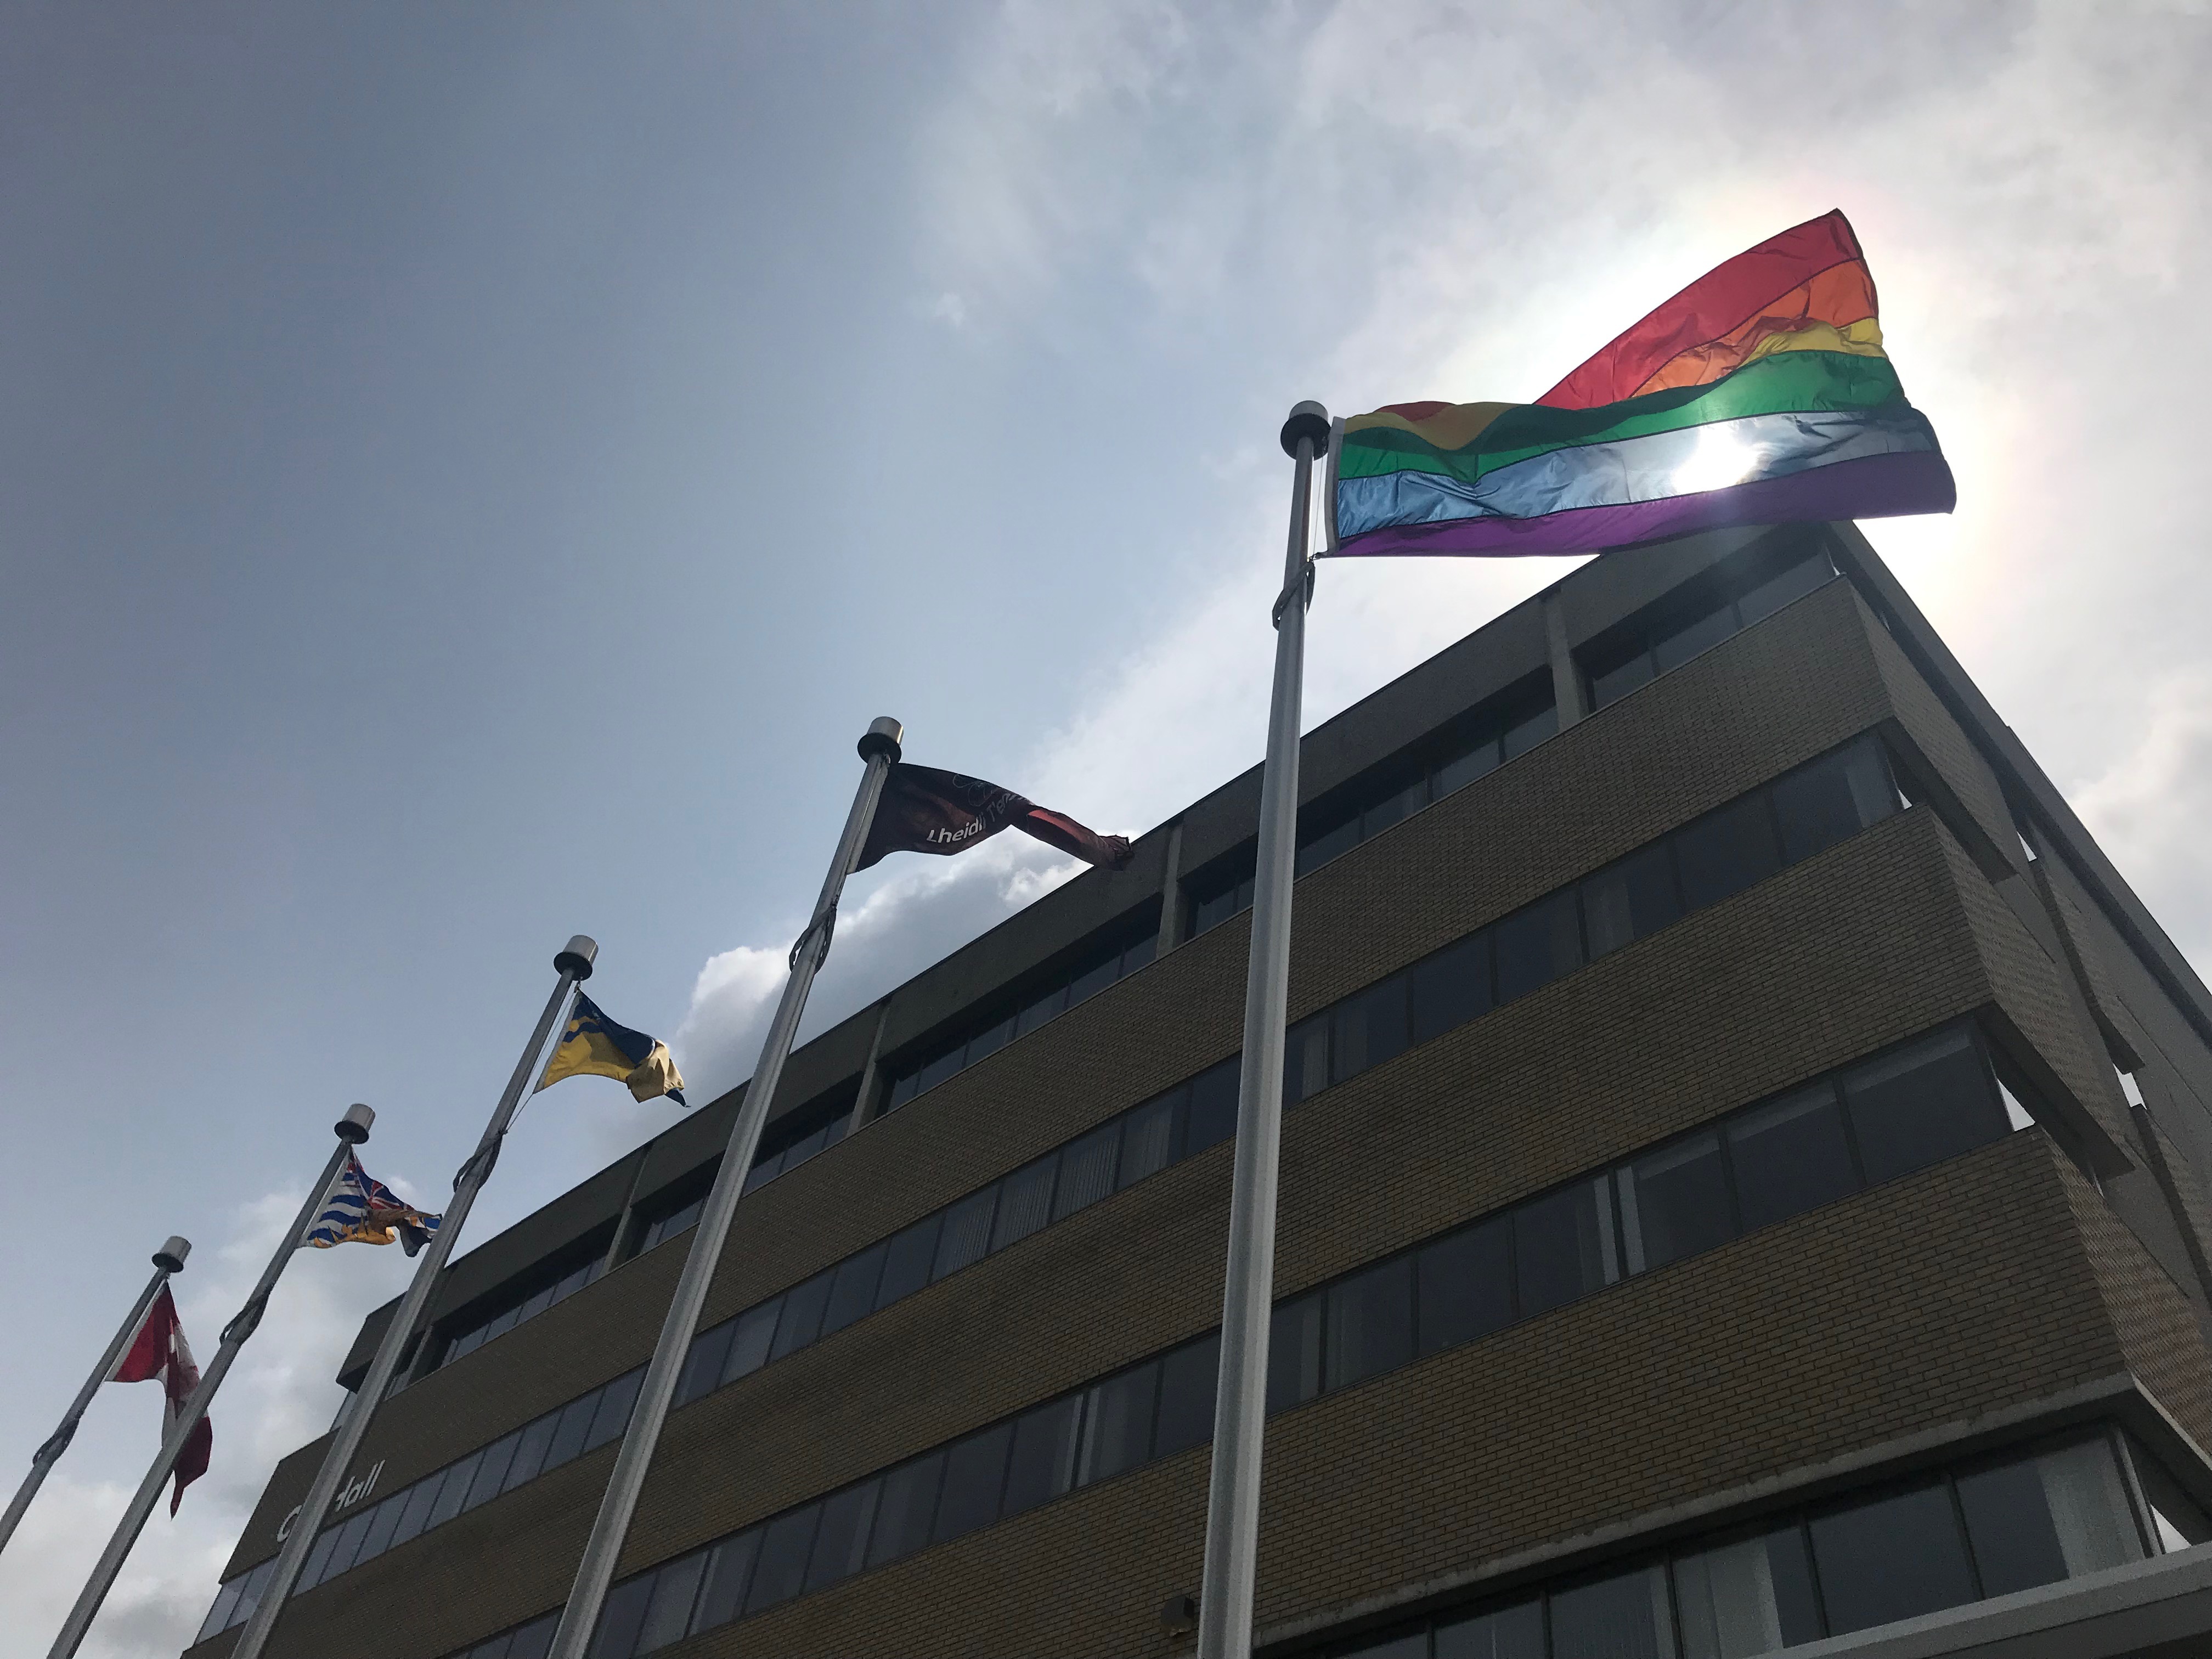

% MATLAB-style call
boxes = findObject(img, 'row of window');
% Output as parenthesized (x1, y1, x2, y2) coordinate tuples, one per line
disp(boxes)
(194, 1368, 646, 1642)
(1267, 1020, 2019, 1415)
(439, 1251, 610, 1369)
(1283, 733, 1903, 1113)
(881, 929, 1161, 1115)
(1330, 1426, 2205, 1659)
(672, 1057, 1243, 1409)
(1583, 549, 1837, 714)
(653, 733, 1906, 1427)
(551, 1018, 2016, 1658)
(1194, 695, 1560, 938)
(442, 1425, 2202, 1659)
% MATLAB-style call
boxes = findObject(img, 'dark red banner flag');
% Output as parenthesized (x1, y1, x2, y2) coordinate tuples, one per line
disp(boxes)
(108, 1285, 211, 1513)
(856, 764, 1133, 872)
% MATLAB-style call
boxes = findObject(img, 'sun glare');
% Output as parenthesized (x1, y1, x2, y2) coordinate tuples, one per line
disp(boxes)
(1673, 428, 1763, 495)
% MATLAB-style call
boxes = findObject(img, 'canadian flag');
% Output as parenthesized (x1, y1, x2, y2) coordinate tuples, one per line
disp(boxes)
(108, 1286, 211, 1514)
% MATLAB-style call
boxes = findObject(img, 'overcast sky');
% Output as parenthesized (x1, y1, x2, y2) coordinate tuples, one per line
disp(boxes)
(5, 4, 2209, 1654)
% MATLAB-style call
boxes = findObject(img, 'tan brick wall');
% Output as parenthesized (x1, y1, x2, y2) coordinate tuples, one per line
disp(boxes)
(2061, 1154, 2212, 1451)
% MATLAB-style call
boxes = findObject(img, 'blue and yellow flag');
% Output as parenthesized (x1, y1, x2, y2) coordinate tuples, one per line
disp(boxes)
(538, 992, 687, 1107)
(301, 1154, 442, 1255)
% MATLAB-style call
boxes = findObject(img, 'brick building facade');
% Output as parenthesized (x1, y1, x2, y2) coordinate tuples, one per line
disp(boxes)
(184, 524, 2212, 1659)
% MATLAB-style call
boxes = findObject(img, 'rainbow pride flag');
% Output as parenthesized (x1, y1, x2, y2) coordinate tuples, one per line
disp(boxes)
(1328, 211, 1954, 558)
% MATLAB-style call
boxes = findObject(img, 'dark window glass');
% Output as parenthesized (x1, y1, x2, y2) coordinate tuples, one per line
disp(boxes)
(1285, 1013, 1331, 1104)
(1652, 604, 1739, 672)
(1956, 1458, 2070, 1596)
(357, 1493, 403, 1566)
(876, 1215, 940, 1308)
(1726, 1084, 1859, 1232)
(1410, 933, 1492, 1044)
(1334, 977, 1410, 1084)
(518, 1282, 555, 1322)
(740, 1151, 783, 1196)
(196, 1582, 242, 1645)
(1493, 889, 1582, 1005)
(933, 1188, 998, 1280)
(427, 1451, 481, 1529)
(915, 1048, 963, 1094)
(1053, 1123, 1121, 1220)
(1736, 552, 1832, 624)
(1193, 888, 1236, 935)
(1581, 842, 1681, 958)
(1514, 1179, 1615, 1318)
(677, 1322, 736, 1408)
(770, 1271, 834, 1359)
(820, 1243, 888, 1339)
(1417, 1216, 1514, 1355)
(586, 1370, 644, 1452)
(1673, 1525, 1823, 1657)
(804, 1480, 881, 1592)
(744, 1504, 821, 1612)
(782, 1126, 831, 1174)
(1550, 1564, 1673, 1659)
(389, 1471, 442, 1548)
(964, 1016, 1014, 1066)
(934, 1424, 1014, 1542)
(721, 1301, 780, 1384)
(585, 1575, 652, 1659)
(1590, 652, 1655, 710)
(1079, 1363, 1160, 1485)
(867, 1453, 946, 1567)
(1267, 1292, 1325, 1414)
(445, 1327, 483, 1364)
(1842, 1026, 2003, 1185)
(1621, 1132, 1735, 1274)
(887, 1071, 919, 1111)
(691, 1530, 760, 1631)
(1001, 1396, 1082, 1515)
(636, 1551, 708, 1654)
(507, 1616, 557, 1659)
(1068, 953, 1119, 1007)
(2129, 1432, 2212, 1550)
(1122, 934, 1158, 974)
(1339, 1634, 1425, 1659)
(323, 1510, 374, 1579)
(466, 1432, 521, 1510)
(1016, 985, 1068, 1037)
(471, 1633, 514, 1659)
(1772, 741, 1895, 865)
(1296, 815, 1361, 878)
(1673, 794, 1781, 911)
(1154, 1334, 1221, 1457)
(1186, 1062, 1240, 1155)
(1435, 1598, 1544, 1658)
(1119, 1090, 1183, 1188)
(1325, 1256, 1415, 1391)
(1811, 1483, 1978, 1635)
(1435, 735, 1501, 795)
(1502, 702, 1557, 759)
(1363, 777, 1429, 839)
(299, 1526, 340, 1590)
(990, 1158, 1057, 1252)
(504, 1413, 558, 1492)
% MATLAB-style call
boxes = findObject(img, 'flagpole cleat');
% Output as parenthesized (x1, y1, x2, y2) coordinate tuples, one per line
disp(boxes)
(555, 935, 599, 981)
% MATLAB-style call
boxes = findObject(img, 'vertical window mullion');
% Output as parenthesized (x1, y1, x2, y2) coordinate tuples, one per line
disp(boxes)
(1945, 1475, 1989, 1602)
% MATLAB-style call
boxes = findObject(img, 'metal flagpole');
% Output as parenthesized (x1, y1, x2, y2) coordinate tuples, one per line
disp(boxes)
(1196, 400, 1329, 1659)
(0, 1237, 191, 1559)
(228, 940, 594, 1659)
(546, 716, 904, 1659)
(48, 1105, 374, 1659)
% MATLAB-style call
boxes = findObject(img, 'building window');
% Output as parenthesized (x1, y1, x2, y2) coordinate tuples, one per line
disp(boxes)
(436, 1234, 612, 1371)
(1583, 548, 1838, 713)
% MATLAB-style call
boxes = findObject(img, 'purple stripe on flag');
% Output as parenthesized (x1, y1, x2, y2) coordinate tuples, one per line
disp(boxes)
(1328, 449, 1955, 559)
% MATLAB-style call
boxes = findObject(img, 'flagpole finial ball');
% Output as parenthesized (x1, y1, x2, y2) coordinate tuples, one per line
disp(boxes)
(336, 1103, 375, 1144)
(154, 1237, 190, 1273)
(859, 717, 904, 765)
(555, 935, 599, 981)
(1280, 400, 1330, 458)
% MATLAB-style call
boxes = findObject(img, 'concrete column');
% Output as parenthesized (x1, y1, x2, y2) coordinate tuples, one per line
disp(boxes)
(1543, 594, 1588, 727)
(847, 999, 895, 1135)
(1155, 820, 1187, 957)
